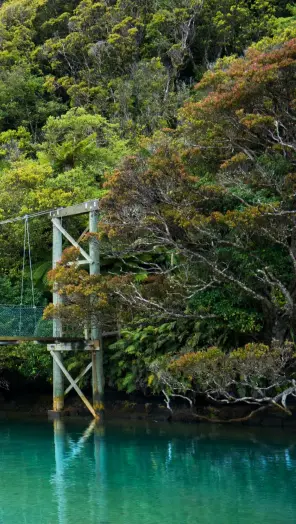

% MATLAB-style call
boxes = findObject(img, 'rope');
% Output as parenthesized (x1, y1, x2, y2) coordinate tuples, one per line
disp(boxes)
(19, 217, 37, 334)
(0, 207, 60, 226)
(26, 218, 37, 329)
(19, 217, 27, 334)
(26, 218, 35, 309)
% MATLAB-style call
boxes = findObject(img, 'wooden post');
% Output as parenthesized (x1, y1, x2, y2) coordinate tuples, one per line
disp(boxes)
(89, 210, 104, 420)
(52, 217, 64, 413)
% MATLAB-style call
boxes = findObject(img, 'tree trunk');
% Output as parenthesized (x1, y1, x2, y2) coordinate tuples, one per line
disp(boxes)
(272, 314, 289, 344)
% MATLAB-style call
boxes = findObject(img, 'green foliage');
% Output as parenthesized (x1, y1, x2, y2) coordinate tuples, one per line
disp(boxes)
(0, 66, 63, 139)
(191, 287, 263, 343)
(0, 127, 31, 162)
(42, 108, 129, 175)
(0, 275, 44, 305)
(0, 342, 52, 380)
(109, 321, 193, 392)
(0, 342, 90, 384)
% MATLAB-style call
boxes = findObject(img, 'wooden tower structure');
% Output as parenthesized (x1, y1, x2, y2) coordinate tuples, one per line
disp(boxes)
(47, 200, 104, 421)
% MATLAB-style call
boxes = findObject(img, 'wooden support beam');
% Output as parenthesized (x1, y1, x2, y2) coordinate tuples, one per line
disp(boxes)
(77, 226, 89, 244)
(47, 342, 91, 352)
(0, 333, 116, 345)
(68, 260, 90, 266)
(0, 337, 83, 343)
(64, 361, 92, 396)
(53, 217, 64, 412)
(51, 218, 92, 263)
(89, 210, 104, 421)
(53, 351, 64, 412)
(50, 350, 98, 419)
(50, 200, 99, 218)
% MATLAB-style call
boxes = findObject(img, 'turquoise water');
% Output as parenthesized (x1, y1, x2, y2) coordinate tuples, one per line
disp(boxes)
(0, 419, 296, 523)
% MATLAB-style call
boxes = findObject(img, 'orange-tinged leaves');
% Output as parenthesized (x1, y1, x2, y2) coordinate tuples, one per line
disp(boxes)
(181, 38, 296, 117)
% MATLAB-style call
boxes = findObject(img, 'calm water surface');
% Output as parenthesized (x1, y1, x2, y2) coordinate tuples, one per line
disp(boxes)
(0, 418, 295, 523)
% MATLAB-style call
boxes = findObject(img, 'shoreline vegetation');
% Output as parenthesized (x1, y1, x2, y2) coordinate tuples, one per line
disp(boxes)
(1, 390, 296, 429)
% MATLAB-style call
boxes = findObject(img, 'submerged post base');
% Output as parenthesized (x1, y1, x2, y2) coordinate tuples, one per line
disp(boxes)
(48, 410, 63, 420)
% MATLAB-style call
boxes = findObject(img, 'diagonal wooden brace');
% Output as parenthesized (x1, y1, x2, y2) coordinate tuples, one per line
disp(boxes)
(64, 361, 92, 396)
(51, 218, 92, 263)
(50, 351, 97, 419)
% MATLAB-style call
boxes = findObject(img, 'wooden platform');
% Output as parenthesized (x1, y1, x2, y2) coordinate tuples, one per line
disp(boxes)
(0, 331, 118, 345)
(0, 336, 85, 345)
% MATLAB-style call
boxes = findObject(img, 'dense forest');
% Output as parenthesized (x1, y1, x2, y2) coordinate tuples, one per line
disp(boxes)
(0, 0, 296, 417)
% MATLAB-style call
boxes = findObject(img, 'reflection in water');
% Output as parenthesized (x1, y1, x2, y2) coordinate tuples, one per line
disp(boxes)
(0, 420, 296, 523)
(52, 419, 97, 524)
(94, 426, 108, 523)
(53, 420, 66, 524)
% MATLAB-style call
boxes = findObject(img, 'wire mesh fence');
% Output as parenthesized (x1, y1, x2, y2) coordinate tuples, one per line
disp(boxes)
(0, 305, 53, 337)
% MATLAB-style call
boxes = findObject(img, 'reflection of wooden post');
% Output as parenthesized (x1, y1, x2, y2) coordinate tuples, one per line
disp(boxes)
(53, 419, 67, 524)
(94, 425, 108, 520)
(89, 211, 104, 421)
(53, 218, 64, 413)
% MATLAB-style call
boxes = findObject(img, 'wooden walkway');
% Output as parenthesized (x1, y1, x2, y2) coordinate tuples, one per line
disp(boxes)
(0, 331, 117, 345)
(0, 336, 83, 343)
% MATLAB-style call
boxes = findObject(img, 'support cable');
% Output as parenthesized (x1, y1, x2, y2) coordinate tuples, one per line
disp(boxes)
(0, 207, 56, 226)
(26, 218, 35, 309)
(19, 217, 27, 335)
(26, 218, 37, 329)
(18, 218, 37, 334)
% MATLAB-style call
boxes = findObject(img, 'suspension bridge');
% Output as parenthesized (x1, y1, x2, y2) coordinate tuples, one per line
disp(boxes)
(0, 200, 106, 421)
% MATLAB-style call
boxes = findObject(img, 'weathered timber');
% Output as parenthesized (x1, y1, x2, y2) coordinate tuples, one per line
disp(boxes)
(50, 200, 98, 218)
(0, 336, 85, 344)
(50, 350, 98, 419)
(89, 210, 105, 421)
(52, 216, 64, 413)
